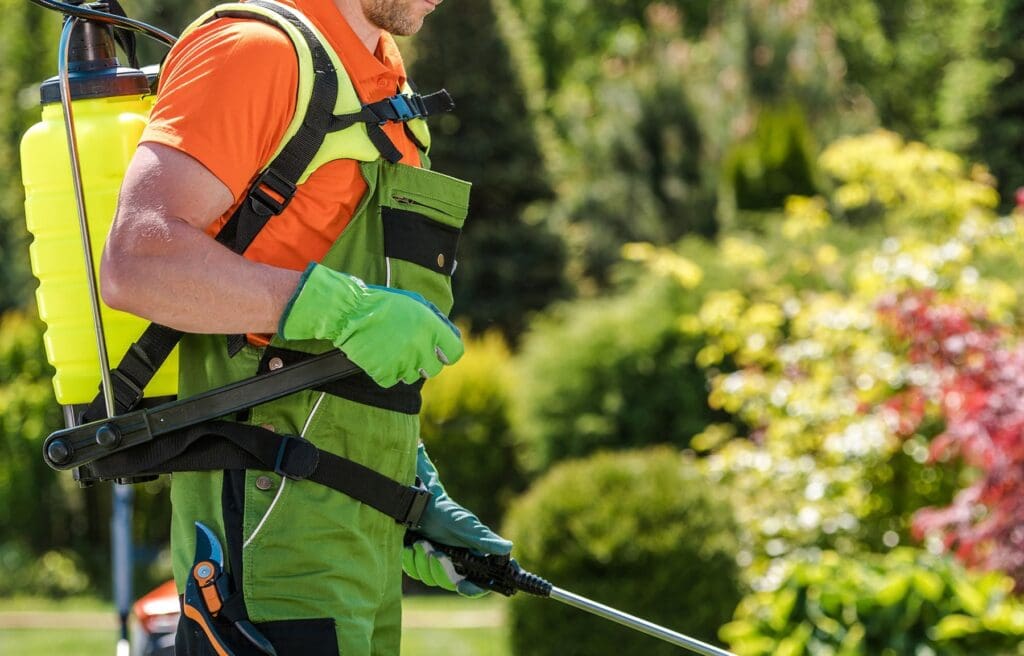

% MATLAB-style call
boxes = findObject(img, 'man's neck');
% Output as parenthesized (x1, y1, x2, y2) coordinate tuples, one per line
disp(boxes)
(332, 0, 383, 52)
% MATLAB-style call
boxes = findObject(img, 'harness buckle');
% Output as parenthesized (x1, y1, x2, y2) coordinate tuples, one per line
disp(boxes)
(387, 94, 419, 123)
(249, 168, 297, 217)
(398, 477, 432, 529)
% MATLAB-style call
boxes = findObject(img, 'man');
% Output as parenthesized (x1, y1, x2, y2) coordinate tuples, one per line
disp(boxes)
(100, 0, 510, 653)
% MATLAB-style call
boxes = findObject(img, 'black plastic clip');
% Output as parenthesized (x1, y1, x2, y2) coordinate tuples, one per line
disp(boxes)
(273, 435, 318, 480)
(398, 477, 432, 529)
(249, 168, 297, 217)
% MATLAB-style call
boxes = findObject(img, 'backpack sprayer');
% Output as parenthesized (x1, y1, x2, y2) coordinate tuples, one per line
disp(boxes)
(20, 2, 174, 653)
(21, 2, 738, 654)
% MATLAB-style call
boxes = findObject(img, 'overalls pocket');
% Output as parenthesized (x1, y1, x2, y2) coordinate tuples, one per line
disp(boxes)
(378, 163, 471, 315)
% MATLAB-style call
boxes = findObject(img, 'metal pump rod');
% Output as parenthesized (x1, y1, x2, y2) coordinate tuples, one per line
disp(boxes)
(58, 16, 117, 418)
(57, 16, 133, 656)
(548, 586, 736, 656)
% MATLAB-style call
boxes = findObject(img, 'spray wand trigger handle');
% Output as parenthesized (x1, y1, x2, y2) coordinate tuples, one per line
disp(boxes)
(405, 532, 552, 598)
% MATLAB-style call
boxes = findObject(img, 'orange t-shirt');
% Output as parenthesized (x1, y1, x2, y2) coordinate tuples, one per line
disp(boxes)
(140, 0, 421, 272)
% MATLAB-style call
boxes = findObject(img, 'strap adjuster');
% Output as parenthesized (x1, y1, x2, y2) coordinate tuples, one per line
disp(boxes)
(249, 168, 297, 217)
(109, 368, 145, 415)
(273, 435, 318, 480)
(398, 477, 432, 529)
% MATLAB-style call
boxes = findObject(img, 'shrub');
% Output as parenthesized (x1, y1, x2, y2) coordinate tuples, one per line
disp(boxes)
(0, 312, 71, 553)
(0, 311, 174, 595)
(504, 448, 743, 656)
(0, 542, 90, 598)
(817, 130, 999, 232)
(676, 148, 1020, 573)
(880, 290, 1024, 590)
(420, 329, 523, 527)
(721, 548, 1024, 656)
(511, 276, 720, 474)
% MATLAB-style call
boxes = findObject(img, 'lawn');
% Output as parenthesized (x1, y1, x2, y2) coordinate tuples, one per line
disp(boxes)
(0, 594, 511, 656)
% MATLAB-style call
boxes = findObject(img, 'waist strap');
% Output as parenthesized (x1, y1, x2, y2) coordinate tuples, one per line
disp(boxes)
(76, 420, 431, 528)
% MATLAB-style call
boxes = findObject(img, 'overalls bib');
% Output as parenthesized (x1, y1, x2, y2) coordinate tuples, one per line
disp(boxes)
(167, 3, 472, 654)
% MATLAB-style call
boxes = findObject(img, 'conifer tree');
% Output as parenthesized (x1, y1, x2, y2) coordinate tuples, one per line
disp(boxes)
(972, 0, 1024, 208)
(408, 0, 568, 339)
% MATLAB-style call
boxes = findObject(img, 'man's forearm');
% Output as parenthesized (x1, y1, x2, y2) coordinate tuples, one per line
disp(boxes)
(101, 209, 302, 334)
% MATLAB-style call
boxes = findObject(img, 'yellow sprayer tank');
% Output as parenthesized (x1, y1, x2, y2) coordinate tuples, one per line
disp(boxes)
(20, 22, 177, 405)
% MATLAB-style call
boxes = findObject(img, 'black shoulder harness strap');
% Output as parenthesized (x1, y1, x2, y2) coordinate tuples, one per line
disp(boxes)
(72, 0, 453, 528)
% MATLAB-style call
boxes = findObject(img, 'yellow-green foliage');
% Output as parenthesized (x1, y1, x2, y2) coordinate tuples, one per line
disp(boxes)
(0, 311, 169, 593)
(820, 130, 999, 231)
(612, 132, 1024, 581)
(420, 329, 522, 526)
(721, 549, 1024, 656)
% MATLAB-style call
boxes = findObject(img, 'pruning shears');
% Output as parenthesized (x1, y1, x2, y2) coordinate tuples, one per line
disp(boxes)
(183, 522, 277, 656)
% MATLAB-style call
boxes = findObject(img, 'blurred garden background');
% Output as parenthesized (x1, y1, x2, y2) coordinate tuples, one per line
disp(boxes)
(4, 0, 1024, 653)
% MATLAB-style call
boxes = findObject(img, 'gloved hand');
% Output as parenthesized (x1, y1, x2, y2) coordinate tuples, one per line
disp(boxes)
(403, 443, 512, 597)
(279, 262, 463, 388)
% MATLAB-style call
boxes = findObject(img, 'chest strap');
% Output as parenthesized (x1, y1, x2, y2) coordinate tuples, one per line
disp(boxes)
(328, 90, 454, 164)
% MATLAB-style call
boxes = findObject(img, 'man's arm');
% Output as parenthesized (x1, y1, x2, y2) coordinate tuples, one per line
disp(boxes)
(100, 142, 301, 334)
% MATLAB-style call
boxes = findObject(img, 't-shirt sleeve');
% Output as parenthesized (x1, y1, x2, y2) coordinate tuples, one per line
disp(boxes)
(140, 18, 299, 201)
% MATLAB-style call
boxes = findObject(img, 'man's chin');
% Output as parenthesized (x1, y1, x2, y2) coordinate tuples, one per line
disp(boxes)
(387, 16, 426, 37)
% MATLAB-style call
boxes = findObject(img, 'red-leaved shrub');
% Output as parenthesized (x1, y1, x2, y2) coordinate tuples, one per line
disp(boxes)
(879, 290, 1024, 589)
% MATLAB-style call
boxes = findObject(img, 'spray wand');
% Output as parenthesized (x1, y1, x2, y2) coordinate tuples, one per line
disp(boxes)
(422, 540, 737, 656)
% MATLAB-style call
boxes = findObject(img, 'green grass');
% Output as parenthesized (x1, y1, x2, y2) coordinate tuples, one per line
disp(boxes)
(0, 594, 510, 656)
(0, 595, 113, 612)
(0, 628, 119, 654)
(401, 626, 509, 655)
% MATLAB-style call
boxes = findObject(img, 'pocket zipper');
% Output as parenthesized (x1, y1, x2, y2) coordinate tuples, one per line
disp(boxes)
(393, 195, 428, 207)
(391, 194, 455, 216)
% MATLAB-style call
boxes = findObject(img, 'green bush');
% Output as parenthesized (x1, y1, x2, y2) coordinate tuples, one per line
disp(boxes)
(420, 329, 523, 527)
(0, 312, 68, 553)
(0, 311, 173, 595)
(512, 277, 720, 474)
(0, 542, 90, 598)
(722, 548, 1024, 656)
(504, 448, 743, 656)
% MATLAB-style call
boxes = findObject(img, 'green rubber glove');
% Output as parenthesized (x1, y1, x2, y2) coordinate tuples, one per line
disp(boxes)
(279, 263, 464, 388)
(402, 443, 512, 597)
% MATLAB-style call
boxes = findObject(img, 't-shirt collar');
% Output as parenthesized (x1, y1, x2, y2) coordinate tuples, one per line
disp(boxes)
(293, 0, 408, 101)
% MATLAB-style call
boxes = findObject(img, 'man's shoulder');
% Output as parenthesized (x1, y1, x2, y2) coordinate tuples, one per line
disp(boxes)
(173, 14, 296, 61)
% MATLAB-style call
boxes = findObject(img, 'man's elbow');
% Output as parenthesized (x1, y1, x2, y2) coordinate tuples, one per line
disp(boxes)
(100, 235, 140, 313)
(100, 251, 128, 312)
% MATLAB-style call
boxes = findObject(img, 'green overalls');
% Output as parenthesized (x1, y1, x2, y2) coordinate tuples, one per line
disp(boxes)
(167, 3, 471, 654)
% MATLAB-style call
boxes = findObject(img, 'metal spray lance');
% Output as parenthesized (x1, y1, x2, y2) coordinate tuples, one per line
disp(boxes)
(422, 539, 738, 656)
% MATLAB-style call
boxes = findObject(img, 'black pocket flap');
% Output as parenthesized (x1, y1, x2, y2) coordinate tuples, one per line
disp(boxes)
(382, 206, 461, 276)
